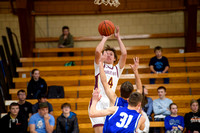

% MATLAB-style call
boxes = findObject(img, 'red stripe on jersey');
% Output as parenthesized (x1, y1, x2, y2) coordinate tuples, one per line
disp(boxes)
(115, 66, 119, 77)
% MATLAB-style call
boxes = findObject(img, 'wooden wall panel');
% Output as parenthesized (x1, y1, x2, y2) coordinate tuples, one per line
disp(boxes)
(33, 0, 188, 15)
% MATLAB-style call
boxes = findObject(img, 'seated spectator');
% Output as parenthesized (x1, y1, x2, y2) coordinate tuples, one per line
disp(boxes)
(58, 26, 74, 48)
(142, 85, 153, 121)
(184, 99, 200, 133)
(32, 94, 53, 115)
(0, 102, 27, 133)
(17, 89, 32, 129)
(27, 69, 47, 99)
(56, 103, 79, 133)
(153, 86, 173, 133)
(165, 103, 184, 133)
(58, 26, 74, 59)
(29, 102, 55, 133)
(149, 46, 170, 84)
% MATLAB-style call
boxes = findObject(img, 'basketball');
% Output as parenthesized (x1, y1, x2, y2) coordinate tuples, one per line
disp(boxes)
(98, 20, 115, 36)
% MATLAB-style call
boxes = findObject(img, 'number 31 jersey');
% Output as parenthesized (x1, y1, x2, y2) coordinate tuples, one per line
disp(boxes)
(103, 107, 141, 133)
(94, 62, 124, 100)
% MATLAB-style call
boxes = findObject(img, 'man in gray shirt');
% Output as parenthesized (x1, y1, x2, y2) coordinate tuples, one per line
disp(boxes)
(153, 86, 173, 133)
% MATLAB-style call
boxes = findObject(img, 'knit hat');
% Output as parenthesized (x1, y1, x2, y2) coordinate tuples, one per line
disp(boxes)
(39, 102, 48, 109)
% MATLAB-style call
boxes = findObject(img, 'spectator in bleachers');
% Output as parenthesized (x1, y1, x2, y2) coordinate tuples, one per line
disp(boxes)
(56, 103, 79, 133)
(0, 102, 27, 133)
(164, 103, 184, 133)
(29, 102, 55, 133)
(58, 26, 74, 49)
(27, 69, 47, 99)
(32, 94, 54, 115)
(142, 85, 153, 121)
(149, 46, 170, 84)
(153, 86, 173, 133)
(17, 89, 32, 130)
(58, 26, 74, 58)
(184, 99, 200, 133)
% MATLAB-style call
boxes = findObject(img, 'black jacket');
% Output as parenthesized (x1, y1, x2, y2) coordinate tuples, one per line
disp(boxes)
(184, 111, 200, 132)
(0, 112, 27, 133)
(27, 77, 47, 99)
(56, 112, 79, 133)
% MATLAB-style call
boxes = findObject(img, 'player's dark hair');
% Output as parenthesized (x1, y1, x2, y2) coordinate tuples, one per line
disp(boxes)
(120, 81, 133, 98)
(157, 86, 166, 92)
(62, 26, 69, 31)
(17, 89, 26, 95)
(154, 46, 162, 52)
(169, 103, 177, 110)
(128, 92, 143, 107)
(61, 103, 71, 109)
(9, 102, 19, 109)
(31, 69, 39, 75)
(103, 45, 118, 63)
(141, 85, 148, 108)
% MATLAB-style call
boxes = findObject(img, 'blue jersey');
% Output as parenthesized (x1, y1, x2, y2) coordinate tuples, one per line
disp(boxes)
(103, 106, 141, 133)
(115, 97, 128, 107)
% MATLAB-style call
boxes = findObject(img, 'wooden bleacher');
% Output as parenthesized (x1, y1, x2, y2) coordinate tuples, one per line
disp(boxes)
(7, 46, 200, 133)
(32, 46, 183, 57)
(20, 52, 200, 67)
(5, 95, 200, 132)
(16, 62, 200, 77)
(9, 83, 200, 100)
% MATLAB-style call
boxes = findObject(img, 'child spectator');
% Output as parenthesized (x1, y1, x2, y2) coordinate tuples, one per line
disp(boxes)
(27, 69, 47, 99)
(29, 102, 55, 133)
(32, 94, 53, 115)
(149, 46, 170, 84)
(56, 103, 79, 133)
(153, 86, 173, 133)
(0, 102, 27, 133)
(165, 103, 184, 133)
(184, 99, 200, 133)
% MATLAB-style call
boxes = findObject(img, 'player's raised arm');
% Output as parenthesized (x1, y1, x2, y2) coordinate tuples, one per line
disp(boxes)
(99, 52, 117, 106)
(89, 88, 117, 118)
(115, 26, 127, 69)
(130, 57, 142, 94)
(95, 36, 109, 64)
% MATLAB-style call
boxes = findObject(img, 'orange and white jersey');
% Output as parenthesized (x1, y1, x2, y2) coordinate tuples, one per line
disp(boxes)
(94, 62, 124, 101)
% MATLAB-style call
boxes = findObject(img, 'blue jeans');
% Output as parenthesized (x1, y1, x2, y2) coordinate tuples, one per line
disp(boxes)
(150, 71, 169, 84)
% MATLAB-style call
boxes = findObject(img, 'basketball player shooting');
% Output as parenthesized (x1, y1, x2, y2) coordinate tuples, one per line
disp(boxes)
(89, 26, 127, 133)
(99, 53, 142, 107)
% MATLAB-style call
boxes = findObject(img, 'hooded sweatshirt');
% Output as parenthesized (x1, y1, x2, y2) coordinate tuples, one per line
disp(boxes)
(0, 112, 27, 133)
(184, 111, 200, 132)
(56, 112, 79, 133)
(27, 77, 47, 99)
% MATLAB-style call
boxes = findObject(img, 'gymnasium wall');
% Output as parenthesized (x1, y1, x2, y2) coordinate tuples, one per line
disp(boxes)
(35, 11, 185, 48)
(0, 10, 200, 50)
(0, 14, 21, 57)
